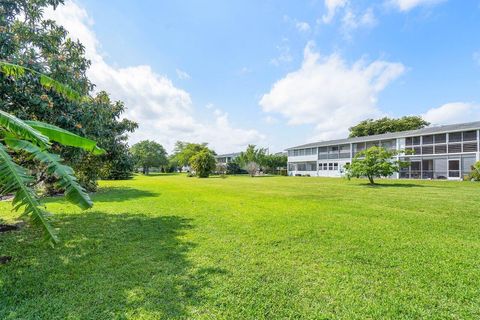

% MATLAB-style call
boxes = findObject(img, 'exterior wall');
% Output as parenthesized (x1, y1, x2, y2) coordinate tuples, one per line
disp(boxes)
(287, 127, 480, 180)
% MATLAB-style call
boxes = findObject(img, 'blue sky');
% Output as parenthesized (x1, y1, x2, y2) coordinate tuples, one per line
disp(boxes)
(46, 0, 480, 153)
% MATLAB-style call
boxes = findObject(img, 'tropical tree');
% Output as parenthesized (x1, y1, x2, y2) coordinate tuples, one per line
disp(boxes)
(1, 0, 137, 190)
(0, 63, 103, 245)
(237, 145, 267, 177)
(345, 146, 407, 184)
(170, 141, 212, 169)
(349, 116, 429, 138)
(130, 140, 168, 175)
(226, 159, 244, 174)
(262, 153, 287, 174)
(190, 149, 216, 178)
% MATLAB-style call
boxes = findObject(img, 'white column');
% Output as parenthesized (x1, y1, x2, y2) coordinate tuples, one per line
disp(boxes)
(477, 130, 480, 161)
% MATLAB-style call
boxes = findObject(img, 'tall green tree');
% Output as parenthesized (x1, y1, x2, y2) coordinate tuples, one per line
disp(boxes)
(262, 154, 287, 174)
(0, 0, 137, 190)
(130, 140, 168, 175)
(190, 149, 216, 178)
(237, 145, 267, 176)
(348, 116, 429, 138)
(170, 141, 213, 169)
(345, 146, 407, 184)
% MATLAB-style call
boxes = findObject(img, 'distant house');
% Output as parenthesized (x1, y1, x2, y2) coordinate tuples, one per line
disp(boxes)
(286, 121, 480, 180)
(215, 152, 241, 164)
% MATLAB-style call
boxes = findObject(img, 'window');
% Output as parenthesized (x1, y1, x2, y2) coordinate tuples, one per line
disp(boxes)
(407, 137, 420, 145)
(463, 143, 478, 152)
(328, 163, 333, 170)
(297, 163, 306, 171)
(323, 163, 328, 170)
(434, 134, 446, 144)
(328, 146, 339, 159)
(366, 141, 378, 148)
(434, 144, 447, 154)
(413, 147, 421, 155)
(448, 132, 462, 143)
(318, 147, 327, 153)
(334, 163, 338, 171)
(448, 144, 462, 153)
(288, 163, 296, 171)
(306, 162, 317, 171)
(463, 131, 477, 141)
(422, 146, 433, 154)
(288, 150, 293, 157)
(422, 135, 433, 145)
(319, 163, 323, 170)
(339, 144, 350, 158)
(381, 140, 395, 150)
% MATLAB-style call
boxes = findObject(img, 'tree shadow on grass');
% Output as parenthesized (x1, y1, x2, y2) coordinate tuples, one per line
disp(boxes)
(140, 173, 180, 177)
(0, 212, 227, 319)
(358, 183, 425, 188)
(92, 187, 160, 203)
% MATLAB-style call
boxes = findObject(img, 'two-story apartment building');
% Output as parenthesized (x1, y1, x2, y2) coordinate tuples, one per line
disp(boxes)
(215, 152, 241, 164)
(286, 121, 480, 180)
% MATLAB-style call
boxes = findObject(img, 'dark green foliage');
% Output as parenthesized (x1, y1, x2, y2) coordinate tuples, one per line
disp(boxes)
(190, 149, 216, 178)
(345, 146, 407, 184)
(226, 160, 245, 174)
(262, 153, 287, 174)
(349, 116, 430, 138)
(0, 0, 137, 190)
(130, 140, 168, 175)
(170, 141, 214, 169)
(468, 161, 480, 181)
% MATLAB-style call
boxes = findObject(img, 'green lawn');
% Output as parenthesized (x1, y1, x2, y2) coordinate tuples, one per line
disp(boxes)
(1, 174, 480, 319)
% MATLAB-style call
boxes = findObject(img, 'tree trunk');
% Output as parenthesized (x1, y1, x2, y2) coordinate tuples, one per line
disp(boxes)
(368, 175, 375, 184)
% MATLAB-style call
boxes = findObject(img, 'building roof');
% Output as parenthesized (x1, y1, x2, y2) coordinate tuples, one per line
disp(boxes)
(286, 121, 480, 150)
(215, 152, 241, 158)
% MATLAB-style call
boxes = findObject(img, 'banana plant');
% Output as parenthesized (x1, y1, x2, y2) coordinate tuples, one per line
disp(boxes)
(0, 61, 104, 245)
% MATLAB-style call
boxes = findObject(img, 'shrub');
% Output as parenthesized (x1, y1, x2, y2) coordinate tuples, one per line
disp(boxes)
(468, 161, 480, 181)
(189, 150, 216, 178)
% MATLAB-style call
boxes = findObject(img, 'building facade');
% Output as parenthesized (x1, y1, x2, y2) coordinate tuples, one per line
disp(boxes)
(215, 152, 240, 164)
(286, 121, 480, 180)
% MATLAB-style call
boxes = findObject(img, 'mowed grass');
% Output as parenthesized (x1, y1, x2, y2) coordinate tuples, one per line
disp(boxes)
(1, 174, 480, 319)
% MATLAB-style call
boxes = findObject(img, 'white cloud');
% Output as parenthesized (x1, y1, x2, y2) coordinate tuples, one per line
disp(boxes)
(295, 21, 311, 32)
(264, 116, 279, 125)
(176, 68, 191, 80)
(342, 7, 377, 31)
(44, 1, 264, 153)
(322, 0, 348, 23)
(388, 0, 446, 12)
(260, 42, 405, 141)
(270, 38, 293, 66)
(422, 102, 480, 125)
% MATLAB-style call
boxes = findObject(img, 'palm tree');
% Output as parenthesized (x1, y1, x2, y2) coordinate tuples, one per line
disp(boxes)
(0, 61, 104, 245)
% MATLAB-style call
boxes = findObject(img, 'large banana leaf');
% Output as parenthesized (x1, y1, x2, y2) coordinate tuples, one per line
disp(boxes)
(6, 139, 93, 210)
(0, 144, 58, 245)
(24, 121, 106, 155)
(0, 110, 49, 148)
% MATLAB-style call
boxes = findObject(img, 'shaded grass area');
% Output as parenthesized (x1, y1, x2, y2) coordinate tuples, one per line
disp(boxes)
(1, 174, 480, 319)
